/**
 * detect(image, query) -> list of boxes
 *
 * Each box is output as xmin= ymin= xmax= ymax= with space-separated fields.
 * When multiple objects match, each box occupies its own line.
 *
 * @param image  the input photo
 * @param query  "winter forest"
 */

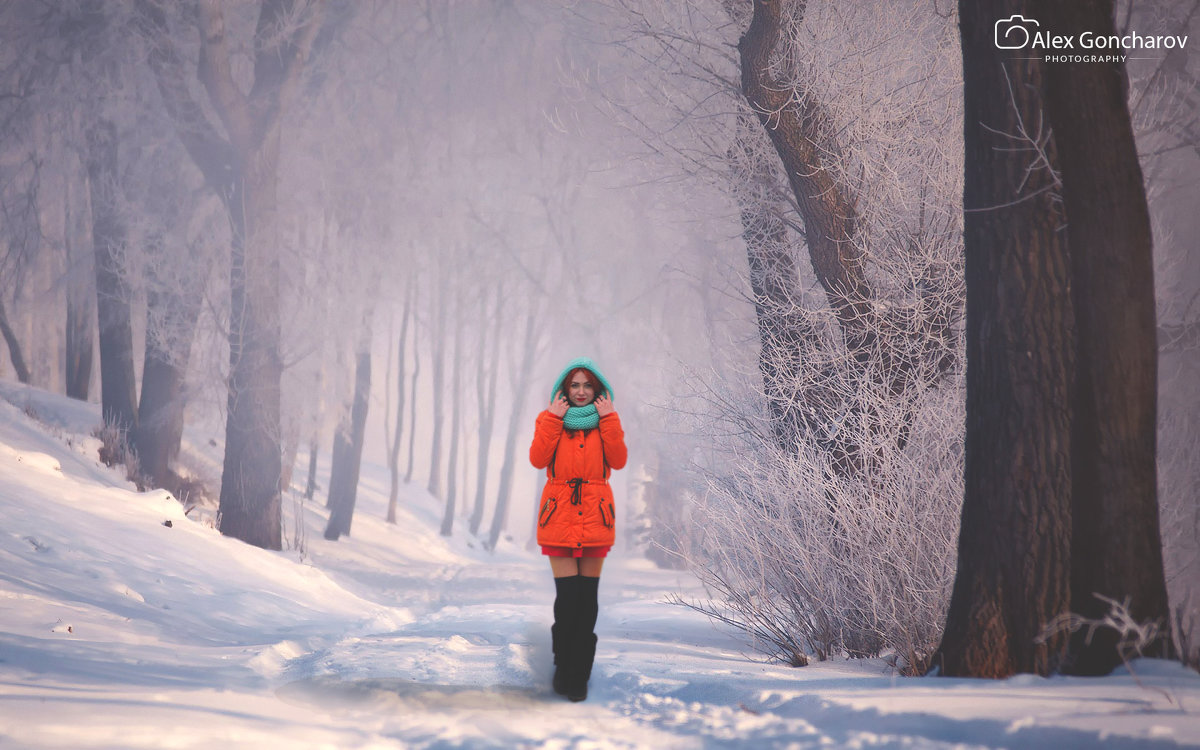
xmin=2 ymin=0 xmax=1200 ymax=746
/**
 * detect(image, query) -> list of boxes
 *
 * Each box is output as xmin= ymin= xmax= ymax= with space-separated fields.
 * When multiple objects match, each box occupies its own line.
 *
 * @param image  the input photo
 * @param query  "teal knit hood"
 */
xmin=551 ymin=357 xmax=613 ymax=430
xmin=550 ymin=357 xmax=614 ymax=402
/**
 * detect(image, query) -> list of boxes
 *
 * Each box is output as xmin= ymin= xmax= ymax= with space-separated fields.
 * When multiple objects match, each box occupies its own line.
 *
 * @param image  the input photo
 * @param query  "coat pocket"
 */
xmin=599 ymin=499 xmax=615 ymax=529
xmin=538 ymin=497 xmax=558 ymax=528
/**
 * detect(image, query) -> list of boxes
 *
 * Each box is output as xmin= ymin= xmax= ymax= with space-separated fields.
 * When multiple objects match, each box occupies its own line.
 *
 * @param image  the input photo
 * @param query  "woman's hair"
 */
xmin=559 ymin=367 xmax=603 ymax=400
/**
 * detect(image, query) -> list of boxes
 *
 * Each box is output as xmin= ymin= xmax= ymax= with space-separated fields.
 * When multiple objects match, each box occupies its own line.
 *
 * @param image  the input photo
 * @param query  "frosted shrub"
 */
xmin=676 ymin=360 xmax=963 ymax=673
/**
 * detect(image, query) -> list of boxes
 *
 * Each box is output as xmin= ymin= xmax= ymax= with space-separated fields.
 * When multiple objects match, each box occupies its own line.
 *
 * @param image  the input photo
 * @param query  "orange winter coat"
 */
xmin=529 ymin=410 xmax=627 ymax=549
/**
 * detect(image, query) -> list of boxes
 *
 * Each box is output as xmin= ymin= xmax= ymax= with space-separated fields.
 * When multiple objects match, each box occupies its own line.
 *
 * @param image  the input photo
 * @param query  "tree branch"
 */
xmin=135 ymin=0 xmax=237 ymax=191
xmin=196 ymin=0 xmax=254 ymax=150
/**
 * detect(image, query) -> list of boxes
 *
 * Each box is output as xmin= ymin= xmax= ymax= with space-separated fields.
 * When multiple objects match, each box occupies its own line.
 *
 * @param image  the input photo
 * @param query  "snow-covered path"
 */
xmin=1 ymin=380 xmax=1199 ymax=749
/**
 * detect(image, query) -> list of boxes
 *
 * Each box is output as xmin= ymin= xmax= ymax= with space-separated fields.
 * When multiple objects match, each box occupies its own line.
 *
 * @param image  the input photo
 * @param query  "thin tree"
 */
xmin=469 ymin=286 xmax=503 ymax=536
xmin=427 ymin=259 xmax=448 ymax=498
xmin=440 ymin=293 xmax=464 ymax=537
xmin=386 ymin=277 xmax=414 ymax=524
xmin=404 ymin=311 xmax=421 ymax=483
xmin=487 ymin=306 xmax=542 ymax=551
xmin=63 ymin=173 xmax=94 ymax=401
xmin=325 ymin=298 xmax=374 ymax=540
xmin=87 ymin=119 xmax=139 ymax=438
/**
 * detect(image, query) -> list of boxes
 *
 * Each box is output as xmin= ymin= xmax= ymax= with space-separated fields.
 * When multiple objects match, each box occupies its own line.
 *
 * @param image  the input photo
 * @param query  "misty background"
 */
xmin=1 ymin=0 xmax=1197 ymax=670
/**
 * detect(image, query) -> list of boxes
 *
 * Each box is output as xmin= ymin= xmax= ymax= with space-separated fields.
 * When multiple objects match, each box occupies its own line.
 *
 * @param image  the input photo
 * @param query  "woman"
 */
xmin=529 ymin=356 xmax=627 ymax=702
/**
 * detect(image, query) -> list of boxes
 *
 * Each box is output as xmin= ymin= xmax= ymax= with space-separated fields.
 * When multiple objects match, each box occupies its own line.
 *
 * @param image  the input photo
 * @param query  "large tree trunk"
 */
xmin=325 ymin=309 xmax=373 ymax=541
xmin=140 ymin=0 xmax=326 ymax=550
xmin=1041 ymin=0 xmax=1173 ymax=674
xmin=218 ymin=167 xmax=284 ymax=549
xmin=934 ymin=0 xmax=1073 ymax=678
xmin=87 ymin=118 xmax=139 ymax=437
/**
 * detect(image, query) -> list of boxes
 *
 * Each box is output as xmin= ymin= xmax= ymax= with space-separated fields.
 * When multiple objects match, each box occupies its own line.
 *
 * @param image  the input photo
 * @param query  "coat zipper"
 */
xmin=539 ymin=497 xmax=558 ymax=528
xmin=599 ymin=499 xmax=614 ymax=529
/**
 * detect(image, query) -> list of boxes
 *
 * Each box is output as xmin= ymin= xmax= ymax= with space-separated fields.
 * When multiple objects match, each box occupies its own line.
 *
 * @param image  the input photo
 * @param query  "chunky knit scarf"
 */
xmin=562 ymin=403 xmax=600 ymax=431
xmin=551 ymin=356 xmax=615 ymax=432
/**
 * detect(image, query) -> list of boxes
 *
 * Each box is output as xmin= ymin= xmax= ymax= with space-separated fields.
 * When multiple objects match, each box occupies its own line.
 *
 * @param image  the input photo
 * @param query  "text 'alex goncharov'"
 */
xmin=1030 ymin=31 xmax=1188 ymax=50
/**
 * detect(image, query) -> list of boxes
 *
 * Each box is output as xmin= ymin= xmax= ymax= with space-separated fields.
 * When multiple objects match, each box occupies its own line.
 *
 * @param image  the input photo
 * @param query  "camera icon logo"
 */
xmin=995 ymin=15 xmax=1039 ymax=49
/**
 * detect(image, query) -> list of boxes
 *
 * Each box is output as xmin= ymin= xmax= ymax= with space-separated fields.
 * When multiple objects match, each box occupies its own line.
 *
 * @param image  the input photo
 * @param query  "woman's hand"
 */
xmin=549 ymin=394 xmax=569 ymax=417
xmin=594 ymin=394 xmax=615 ymax=417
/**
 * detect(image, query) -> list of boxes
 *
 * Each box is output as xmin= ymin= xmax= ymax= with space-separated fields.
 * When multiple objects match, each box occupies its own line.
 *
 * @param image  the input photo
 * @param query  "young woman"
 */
xmin=529 ymin=357 xmax=627 ymax=702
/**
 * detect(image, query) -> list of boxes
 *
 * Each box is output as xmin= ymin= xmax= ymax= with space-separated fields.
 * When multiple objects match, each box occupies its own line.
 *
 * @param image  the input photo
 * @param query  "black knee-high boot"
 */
xmin=567 ymin=575 xmax=600 ymax=702
xmin=551 ymin=575 xmax=580 ymax=695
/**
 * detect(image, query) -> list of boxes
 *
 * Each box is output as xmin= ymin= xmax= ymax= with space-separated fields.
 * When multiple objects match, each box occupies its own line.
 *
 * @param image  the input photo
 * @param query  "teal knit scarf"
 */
xmin=563 ymin=403 xmax=600 ymax=431
xmin=551 ymin=356 xmax=615 ymax=432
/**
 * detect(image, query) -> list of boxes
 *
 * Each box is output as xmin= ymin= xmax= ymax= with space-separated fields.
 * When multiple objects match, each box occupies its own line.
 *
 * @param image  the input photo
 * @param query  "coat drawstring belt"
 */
xmin=566 ymin=477 xmax=586 ymax=506
xmin=548 ymin=477 xmax=607 ymax=506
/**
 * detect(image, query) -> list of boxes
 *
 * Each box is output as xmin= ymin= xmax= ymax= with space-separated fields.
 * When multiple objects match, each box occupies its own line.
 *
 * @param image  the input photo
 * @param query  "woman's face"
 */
xmin=567 ymin=371 xmax=596 ymax=407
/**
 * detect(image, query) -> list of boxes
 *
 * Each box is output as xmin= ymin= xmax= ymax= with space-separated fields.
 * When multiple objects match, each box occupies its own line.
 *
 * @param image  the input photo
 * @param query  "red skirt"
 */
xmin=541 ymin=545 xmax=611 ymax=558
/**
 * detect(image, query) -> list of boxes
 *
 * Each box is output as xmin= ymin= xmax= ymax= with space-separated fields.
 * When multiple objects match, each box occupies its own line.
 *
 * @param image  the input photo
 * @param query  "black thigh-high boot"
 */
xmin=551 ymin=575 xmax=580 ymax=695
xmin=568 ymin=575 xmax=600 ymax=702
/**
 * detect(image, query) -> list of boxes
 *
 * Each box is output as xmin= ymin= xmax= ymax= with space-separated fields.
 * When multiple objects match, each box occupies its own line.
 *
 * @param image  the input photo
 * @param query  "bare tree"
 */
xmin=426 ymin=257 xmax=449 ymax=499
xmin=487 ymin=306 xmax=544 ymax=551
xmin=468 ymin=286 xmax=503 ymax=536
xmin=325 ymin=296 xmax=374 ymax=540
xmin=87 ymin=116 xmax=139 ymax=439
xmin=386 ymin=278 xmax=415 ymax=524
xmin=139 ymin=0 xmax=328 ymax=549
xmin=593 ymin=0 xmax=964 ymax=669
xmin=938 ymin=0 xmax=1177 ymax=677
xmin=440 ymin=288 xmax=465 ymax=537
xmin=62 ymin=165 xmax=94 ymax=400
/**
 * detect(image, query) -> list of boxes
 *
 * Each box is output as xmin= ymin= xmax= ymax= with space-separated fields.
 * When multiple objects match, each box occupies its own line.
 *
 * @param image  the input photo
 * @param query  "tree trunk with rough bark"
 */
xmin=1041 ymin=0 xmax=1174 ymax=674
xmin=934 ymin=0 xmax=1073 ymax=678
xmin=738 ymin=0 xmax=869 ymax=349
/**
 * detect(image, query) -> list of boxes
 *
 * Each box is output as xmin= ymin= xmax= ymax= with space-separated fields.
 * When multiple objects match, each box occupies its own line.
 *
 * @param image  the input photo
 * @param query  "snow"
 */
xmin=1 ymin=380 xmax=1198 ymax=749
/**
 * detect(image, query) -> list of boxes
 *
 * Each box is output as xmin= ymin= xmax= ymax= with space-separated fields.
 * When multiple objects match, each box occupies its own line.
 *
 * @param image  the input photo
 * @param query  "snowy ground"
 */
xmin=1 ymin=380 xmax=1198 ymax=749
